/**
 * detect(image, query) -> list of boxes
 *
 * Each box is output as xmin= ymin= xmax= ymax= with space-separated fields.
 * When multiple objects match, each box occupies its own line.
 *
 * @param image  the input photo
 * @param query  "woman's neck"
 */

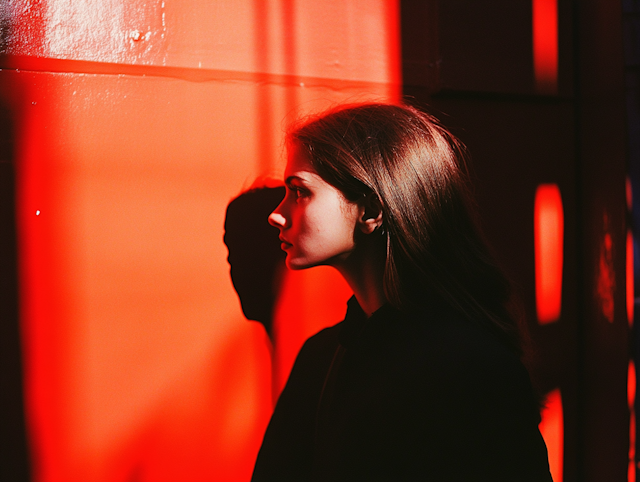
xmin=335 ymin=244 xmax=386 ymax=317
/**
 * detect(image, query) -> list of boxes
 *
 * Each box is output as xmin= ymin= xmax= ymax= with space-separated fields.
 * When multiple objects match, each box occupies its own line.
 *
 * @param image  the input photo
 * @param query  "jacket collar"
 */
xmin=338 ymin=296 xmax=400 ymax=348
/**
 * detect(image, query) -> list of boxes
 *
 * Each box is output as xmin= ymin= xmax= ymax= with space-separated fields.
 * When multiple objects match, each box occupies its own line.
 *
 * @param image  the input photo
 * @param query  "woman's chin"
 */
xmin=286 ymin=257 xmax=315 ymax=270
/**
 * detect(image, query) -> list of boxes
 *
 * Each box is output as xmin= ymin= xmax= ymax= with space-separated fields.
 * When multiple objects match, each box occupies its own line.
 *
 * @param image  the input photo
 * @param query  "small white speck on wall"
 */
xmin=35 ymin=210 xmax=40 ymax=216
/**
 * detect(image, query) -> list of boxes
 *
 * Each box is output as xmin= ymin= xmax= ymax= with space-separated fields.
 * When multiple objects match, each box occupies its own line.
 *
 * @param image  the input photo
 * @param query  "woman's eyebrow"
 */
xmin=285 ymin=175 xmax=306 ymax=185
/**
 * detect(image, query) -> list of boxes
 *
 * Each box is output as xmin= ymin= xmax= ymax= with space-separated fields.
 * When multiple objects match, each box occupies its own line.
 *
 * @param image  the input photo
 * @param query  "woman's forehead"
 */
xmin=285 ymin=143 xmax=317 ymax=179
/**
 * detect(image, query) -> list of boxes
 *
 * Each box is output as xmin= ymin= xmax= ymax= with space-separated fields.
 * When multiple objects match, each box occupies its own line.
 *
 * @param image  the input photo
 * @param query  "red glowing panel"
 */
xmin=630 ymin=361 xmax=637 ymax=482
xmin=628 ymin=229 xmax=634 ymax=326
xmin=534 ymin=184 xmax=564 ymax=324
xmin=533 ymin=0 xmax=558 ymax=94
xmin=629 ymin=360 xmax=636 ymax=417
xmin=539 ymin=388 xmax=563 ymax=482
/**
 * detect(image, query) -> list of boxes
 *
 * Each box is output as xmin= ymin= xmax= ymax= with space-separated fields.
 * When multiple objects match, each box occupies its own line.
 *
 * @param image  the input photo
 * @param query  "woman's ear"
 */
xmin=357 ymin=192 xmax=383 ymax=234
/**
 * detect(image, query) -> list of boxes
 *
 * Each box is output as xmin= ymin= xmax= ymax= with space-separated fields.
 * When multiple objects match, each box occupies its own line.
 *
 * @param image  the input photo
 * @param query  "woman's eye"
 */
xmin=288 ymin=186 xmax=306 ymax=199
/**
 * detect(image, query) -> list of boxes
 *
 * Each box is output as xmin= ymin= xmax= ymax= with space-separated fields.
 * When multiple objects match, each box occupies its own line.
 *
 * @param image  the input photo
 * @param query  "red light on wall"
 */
xmin=384 ymin=0 xmax=402 ymax=97
xmin=628 ymin=229 xmax=634 ymax=326
xmin=534 ymin=184 xmax=564 ymax=324
xmin=630 ymin=361 xmax=637 ymax=482
xmin=533 ymin=0 xmax=558 ymax=94
xmin=539 ymin=388 xmax=563 ymax=482
xmin=273 ymin=266 xmax=352 ymax=400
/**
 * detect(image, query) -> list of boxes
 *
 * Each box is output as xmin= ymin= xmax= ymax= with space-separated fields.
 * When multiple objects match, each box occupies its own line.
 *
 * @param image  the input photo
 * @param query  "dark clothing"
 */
xmin=252 ymin=298 xmax=552 ymax=481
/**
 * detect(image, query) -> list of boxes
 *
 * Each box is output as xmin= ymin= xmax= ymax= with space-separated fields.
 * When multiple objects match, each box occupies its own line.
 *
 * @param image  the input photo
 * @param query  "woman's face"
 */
xmin=268 ymin=143 xmax=361 ymax=270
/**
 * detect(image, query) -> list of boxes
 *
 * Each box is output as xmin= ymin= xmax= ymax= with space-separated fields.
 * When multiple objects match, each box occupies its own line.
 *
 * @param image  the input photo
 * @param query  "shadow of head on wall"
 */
xmin=224 ymin=185 xmax=286 ymax=339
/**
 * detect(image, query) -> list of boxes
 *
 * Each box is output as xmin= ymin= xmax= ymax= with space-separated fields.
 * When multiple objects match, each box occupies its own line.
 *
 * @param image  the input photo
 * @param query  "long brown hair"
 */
xmin=290 ymin=103 xmax=521 ymax=353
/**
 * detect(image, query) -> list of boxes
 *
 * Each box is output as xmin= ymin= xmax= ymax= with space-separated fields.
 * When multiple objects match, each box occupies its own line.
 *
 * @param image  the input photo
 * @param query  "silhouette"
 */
xmin=223 ymin=186 xmax=286 ymax=339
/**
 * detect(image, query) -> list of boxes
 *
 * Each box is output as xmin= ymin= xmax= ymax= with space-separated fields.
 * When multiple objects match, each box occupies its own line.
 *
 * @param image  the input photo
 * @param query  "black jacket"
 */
xmin=252 ymin=297 xmax=552 ymax=481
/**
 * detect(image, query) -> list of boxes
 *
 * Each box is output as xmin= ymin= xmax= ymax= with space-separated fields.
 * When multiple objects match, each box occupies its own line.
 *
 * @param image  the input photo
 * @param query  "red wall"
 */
xmin=0 ymin=1 xmax=400 ymax=480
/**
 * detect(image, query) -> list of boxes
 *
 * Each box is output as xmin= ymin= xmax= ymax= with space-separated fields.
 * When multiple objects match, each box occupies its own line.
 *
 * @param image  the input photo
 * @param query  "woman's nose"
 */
xmin=268 ymin=210 xmax=286 ymax=228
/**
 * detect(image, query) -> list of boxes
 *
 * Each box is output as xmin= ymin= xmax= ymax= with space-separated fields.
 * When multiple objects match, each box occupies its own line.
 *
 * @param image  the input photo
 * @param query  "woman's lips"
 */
xmin=279 ymin=238 xmax=292 ymax=250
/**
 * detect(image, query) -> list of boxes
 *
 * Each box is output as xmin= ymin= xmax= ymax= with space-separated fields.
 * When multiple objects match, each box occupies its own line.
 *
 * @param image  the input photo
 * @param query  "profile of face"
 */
xmin=268 ymin=143 xmax=369 ymax=270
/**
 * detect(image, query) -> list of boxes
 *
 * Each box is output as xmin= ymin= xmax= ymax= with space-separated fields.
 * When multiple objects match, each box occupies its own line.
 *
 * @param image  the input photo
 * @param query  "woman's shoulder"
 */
xmin=406 ymin=308 xmax=521 ymax=366
xmin=299 ymin=322 xmax=342 ymax=357
xmin=384 ymin=308 xmax=535 ymax=404
xmin=285 ymin=322 xmax=343 ymax=382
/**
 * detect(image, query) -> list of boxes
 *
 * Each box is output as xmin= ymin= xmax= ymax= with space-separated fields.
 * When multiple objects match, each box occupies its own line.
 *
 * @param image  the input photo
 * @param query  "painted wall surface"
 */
xmin=3 ymin=0 xmax=398 ymax=83
xmin=0 ymin=1 xmax=400 ymax=481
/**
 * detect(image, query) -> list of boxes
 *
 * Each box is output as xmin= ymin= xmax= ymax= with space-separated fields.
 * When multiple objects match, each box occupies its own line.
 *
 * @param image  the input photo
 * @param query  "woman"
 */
xmin=253 ymin=104 xmax=551 ymax=481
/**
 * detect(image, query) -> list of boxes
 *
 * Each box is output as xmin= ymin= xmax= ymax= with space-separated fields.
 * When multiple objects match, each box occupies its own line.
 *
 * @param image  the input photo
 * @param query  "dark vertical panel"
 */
xmin=400 ymin=0 xmax=629 ymax=479
xmin=424 ymin=94 xmax=580 ymax=482
xmin=558 ymin=0 xmax=575 ymax=97
xmin=401 ymin=3 xmax=579 ymax=481
xmin=438 ymin=0 xmax=533 ymax=94
xmin=400 ymin=0 xmax=440 ymax=94
xmin=575 ymin=0 xmax=629 ymax=480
